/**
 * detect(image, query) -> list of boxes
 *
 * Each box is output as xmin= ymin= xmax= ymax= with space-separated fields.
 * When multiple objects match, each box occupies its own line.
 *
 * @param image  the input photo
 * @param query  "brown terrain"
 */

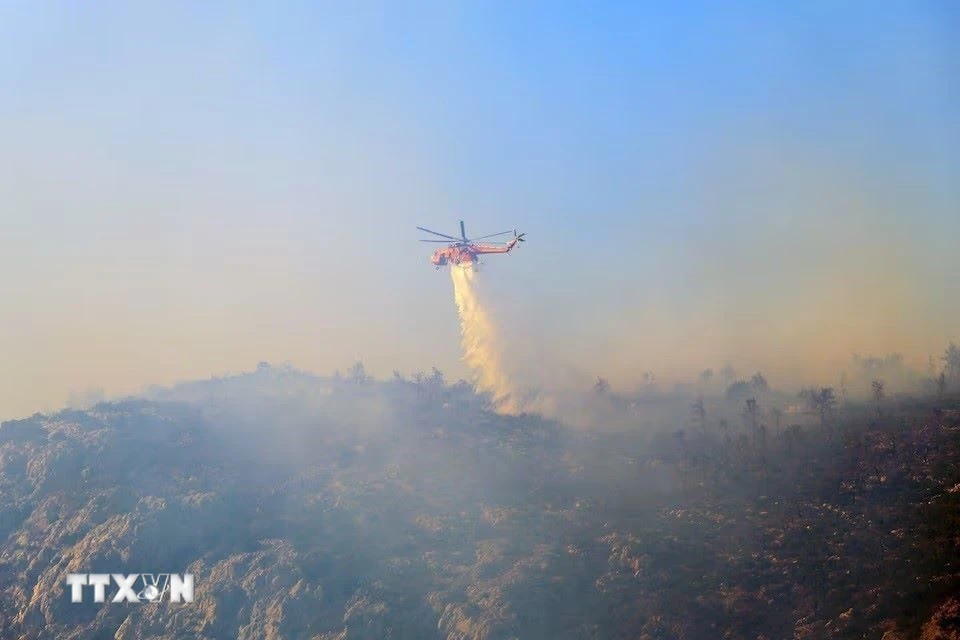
xmin=0 ymin=365 xmax=958 ymax=639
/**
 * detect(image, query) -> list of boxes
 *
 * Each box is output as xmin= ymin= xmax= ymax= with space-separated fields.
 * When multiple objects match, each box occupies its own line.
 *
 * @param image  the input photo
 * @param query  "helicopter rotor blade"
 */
xmin=416 ymin=226 xmax=460 ymax=241
xmin=419 ymin=239 xmax=454 ymax=243
xmin=467 ymin=230 xmax=513 ymax=241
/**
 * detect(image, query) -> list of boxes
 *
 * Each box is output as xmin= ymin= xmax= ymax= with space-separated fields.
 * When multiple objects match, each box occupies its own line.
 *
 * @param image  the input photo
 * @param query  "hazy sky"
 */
xmin=2 ymin=2 xmax=958 ymax=418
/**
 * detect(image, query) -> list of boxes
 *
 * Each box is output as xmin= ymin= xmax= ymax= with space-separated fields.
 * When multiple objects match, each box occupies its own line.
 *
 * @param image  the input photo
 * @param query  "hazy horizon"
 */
xmin=2 ymin=2 xmax=958 ymax=419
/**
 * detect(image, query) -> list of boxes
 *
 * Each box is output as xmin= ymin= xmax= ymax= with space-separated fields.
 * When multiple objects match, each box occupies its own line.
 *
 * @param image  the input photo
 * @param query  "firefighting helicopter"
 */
xmin=417 ymin=220 xmax=526 ymax=268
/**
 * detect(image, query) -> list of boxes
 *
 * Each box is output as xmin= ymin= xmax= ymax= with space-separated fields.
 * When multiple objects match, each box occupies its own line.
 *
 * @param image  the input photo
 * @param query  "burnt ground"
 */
xmin=0 ymin=370 xmax=958 ymax=639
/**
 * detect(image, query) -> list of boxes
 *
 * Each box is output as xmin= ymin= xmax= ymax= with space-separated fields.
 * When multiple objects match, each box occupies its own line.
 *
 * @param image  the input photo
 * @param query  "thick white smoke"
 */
xmin=450 ymin=264 xmax=522 ymax=414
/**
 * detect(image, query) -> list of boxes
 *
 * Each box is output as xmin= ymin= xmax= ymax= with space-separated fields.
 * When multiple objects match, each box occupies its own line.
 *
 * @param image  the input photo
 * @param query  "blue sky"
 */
xmin=1 ymin=2 xmax=957 ymax=416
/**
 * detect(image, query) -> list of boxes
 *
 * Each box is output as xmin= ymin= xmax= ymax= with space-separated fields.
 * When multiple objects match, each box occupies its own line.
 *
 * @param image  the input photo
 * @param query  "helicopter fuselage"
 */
xmin=430 ymin=239 xmax=519 ymax=267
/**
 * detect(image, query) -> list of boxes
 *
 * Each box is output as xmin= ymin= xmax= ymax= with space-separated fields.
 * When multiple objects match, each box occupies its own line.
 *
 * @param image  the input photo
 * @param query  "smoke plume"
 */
xmin=450 ymin=264 xmax=522 ymax=414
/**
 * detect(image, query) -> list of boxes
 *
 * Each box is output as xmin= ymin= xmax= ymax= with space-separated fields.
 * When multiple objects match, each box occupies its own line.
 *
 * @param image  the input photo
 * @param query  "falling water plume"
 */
xmin=450 ymin=264 xmax=521 ymax=414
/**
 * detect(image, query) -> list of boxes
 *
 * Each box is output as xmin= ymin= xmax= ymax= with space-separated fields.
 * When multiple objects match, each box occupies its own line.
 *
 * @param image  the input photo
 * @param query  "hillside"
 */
xmin=1 ymin=367 xmax=958 ymax=639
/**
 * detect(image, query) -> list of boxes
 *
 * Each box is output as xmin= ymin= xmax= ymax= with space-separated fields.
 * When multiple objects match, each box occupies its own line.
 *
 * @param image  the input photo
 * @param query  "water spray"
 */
xmin=450 ymin=264 xmax=522 ymax=414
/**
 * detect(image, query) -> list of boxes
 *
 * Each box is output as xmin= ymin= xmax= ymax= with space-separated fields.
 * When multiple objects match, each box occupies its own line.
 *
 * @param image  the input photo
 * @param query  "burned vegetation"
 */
xmin=0 ymin=362 xmax=958 ymax=639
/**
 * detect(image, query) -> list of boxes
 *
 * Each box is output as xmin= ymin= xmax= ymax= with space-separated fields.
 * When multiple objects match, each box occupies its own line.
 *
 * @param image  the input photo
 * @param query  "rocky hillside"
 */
xmin=1 ymin=367 xmax=958 ymax=639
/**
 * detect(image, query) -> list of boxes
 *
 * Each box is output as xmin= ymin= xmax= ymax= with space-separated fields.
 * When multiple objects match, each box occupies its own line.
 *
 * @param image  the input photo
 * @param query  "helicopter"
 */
xmin=417 ymin=220 xmax=526 ymax=268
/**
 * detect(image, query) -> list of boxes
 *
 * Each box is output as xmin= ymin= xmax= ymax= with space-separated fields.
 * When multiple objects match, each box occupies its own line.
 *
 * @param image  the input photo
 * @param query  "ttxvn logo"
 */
xmin=66 ymin=573 xmax=194 ymax=603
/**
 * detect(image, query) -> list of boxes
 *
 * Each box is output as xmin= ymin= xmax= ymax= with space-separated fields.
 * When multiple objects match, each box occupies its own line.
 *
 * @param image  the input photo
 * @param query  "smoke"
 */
xmin=450 ymin=264 xmax=524 ymax=414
